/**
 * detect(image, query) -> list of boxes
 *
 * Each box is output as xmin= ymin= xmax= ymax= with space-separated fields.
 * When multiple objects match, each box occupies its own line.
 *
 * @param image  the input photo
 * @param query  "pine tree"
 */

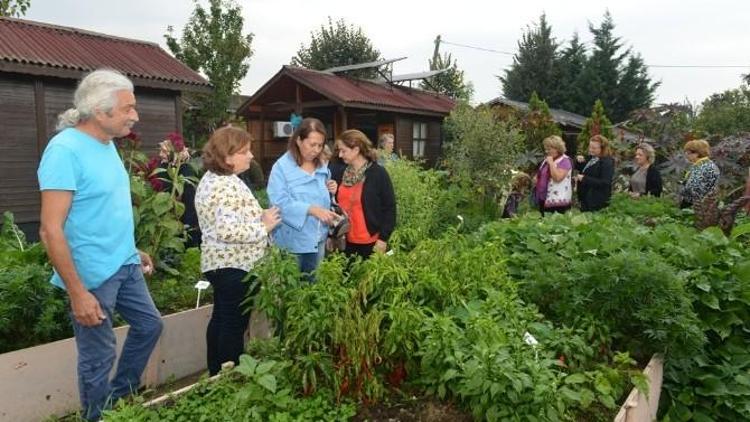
xmin=577 ymin=99 xmax=614 ymax=152
xmin=553 ymin=33 xmax=588 ymax=115
xmin=616 ymin=53 xmax=659 ymax=120
xmin=420 ymin=36 xmax=473 ymax=101
xmin=523 ymin=91 xmax=561 ymax=151
xmin=579 ymin=11 xmax=658 ymax=122
xmin=500 ymin=13 xmax=559 ymax=103
xmin=292 ymin=17 xmax=381 ymax=79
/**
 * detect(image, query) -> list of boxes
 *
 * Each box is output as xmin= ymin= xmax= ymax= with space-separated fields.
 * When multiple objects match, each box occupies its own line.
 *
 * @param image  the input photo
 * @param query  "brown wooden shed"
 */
xmin=0 ymin=17 xmax=210 ymax=229
xmin=236 ymin=66 xmax=455 ymax=174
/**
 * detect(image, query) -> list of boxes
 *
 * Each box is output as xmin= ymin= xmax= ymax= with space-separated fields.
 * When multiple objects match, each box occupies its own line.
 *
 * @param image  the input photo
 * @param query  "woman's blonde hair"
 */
xmin=542 ymin=135 xmax=566 ymax=155
xmin=684 ymin=139 xmax=710 ymax=158
xmin=636 ymin=143 xmax=656 ymax=164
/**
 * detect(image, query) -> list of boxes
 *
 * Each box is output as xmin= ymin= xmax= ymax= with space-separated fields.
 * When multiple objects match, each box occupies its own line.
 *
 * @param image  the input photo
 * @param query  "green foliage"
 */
xmin=165 ymin=0 xmax=254 ymax=141
xmin=420 ymin=36 xmax=473 ymax=101
xmin=148 ymin=247 xmax=209 ymax=314
xmin=694 ymin=85 xmax=750 ymax=137
xmin=500 ymin=13 xmax=560 ymax=105
xmin=0 ymin=0 xmax=30 ymax=17
xmin=104 ymin=355 xmax=356 ymax=421
xmin=520 ymin=91 xmax=562 ymax=157
xmin=0 ymin=212 xmax=70 ymax=353
xmin=383 ymin=159 xmax=460 ymax=248
xmin=554 ymin=33 xmax=588 ymax=113
xmin=443 ymin=103 xmax=524 ymax=214
xmin=291 ymin=17 xmax=381 ymax=79
xmin=477 ymin=210 xmax=705 ymax=361
xmin=577 ymin=99 xmax=615 ymax=152
xmin=502 ymin=11 xmax=658 ymax=122
xmin=116 ymin=134 xmax=195 ymax=272
xmin=578 ymin=11 xmax=658 ymax=122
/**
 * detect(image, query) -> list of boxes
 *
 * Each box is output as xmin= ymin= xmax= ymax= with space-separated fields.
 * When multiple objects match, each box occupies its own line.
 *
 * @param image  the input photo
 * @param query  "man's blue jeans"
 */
xmin=70 ymin=264 xmax=163 ymax=421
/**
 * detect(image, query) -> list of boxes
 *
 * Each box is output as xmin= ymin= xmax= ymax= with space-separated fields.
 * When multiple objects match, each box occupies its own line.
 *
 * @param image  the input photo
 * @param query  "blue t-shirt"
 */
xmin=37 ymin=128 xmax=139 ymax=290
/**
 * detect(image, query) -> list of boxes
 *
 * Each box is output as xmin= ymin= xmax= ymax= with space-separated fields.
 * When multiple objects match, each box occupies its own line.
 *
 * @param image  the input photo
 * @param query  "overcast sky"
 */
xmin=26 ymin=0 xmax=750 ymax=108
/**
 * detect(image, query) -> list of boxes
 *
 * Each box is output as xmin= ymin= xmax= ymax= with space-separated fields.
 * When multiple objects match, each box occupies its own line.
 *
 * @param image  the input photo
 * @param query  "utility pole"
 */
xmin=432 ymin=35 xmax=441 ymax=65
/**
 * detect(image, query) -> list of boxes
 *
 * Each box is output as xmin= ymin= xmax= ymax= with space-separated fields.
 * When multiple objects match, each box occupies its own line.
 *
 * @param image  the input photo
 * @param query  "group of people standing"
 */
xmin=533 ymin=134 xmax=621 ymax=215
xmin=38 ymin=68 xmax=732 ymax=421
xmin=194 ymin=117 xmax=396 ymax=377
xmin=531 ymin=133 xmax=721 ymax=215
xmin=37 ymin=69 xmax=397 ymax=420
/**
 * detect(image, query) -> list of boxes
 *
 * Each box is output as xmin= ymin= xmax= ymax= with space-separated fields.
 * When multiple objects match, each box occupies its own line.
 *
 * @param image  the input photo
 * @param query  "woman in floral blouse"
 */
xmin=195 ymin=127 xmax=281 ymax=375
xmin=680 ymin=139 xmax=720 ymax=208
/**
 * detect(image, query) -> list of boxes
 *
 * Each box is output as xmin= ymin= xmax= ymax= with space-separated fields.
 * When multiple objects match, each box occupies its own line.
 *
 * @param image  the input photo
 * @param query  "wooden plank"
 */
xmin=0 ymin=76 xmax=41 ymax=223
xmin=33 ymin=80 xmax=46 ymax=158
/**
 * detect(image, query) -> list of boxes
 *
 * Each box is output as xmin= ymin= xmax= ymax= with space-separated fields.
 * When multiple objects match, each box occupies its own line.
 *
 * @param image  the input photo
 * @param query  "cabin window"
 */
xmin=412 ymin=122 xmax=427 ymax=158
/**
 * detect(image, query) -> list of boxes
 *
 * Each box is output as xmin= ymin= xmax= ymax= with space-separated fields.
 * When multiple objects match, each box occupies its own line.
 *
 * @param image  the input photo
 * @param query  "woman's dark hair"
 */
xmin=338 ymin=129 xmax=379 ymax=162
xmin=288 ymin=117 xmax=327 ymax=166
xmin=202 ymin=126 xmax=252 ymax=175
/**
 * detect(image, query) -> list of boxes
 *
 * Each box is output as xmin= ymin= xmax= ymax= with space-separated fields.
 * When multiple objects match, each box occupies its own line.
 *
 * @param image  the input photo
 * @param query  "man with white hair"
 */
xmin=37 ymin=69 xmax=163 ymax=421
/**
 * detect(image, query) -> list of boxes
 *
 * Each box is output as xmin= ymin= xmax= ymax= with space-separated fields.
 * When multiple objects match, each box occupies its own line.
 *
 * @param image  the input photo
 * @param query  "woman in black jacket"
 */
xmin=331 ymin=129 xmax=396 ymax=259
xmin=629 ymin=143 xmax=662 ymax=198
xmin=575 ymin=135 xmax=615 ymax=211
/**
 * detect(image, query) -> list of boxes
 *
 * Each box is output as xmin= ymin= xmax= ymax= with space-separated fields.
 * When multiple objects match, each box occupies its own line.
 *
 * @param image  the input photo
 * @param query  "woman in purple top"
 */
xmin=534 ymin=135 xmax=573 ymax=215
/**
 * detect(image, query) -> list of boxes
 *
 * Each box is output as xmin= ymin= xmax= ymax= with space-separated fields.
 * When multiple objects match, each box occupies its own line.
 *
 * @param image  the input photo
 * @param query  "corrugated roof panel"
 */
xmin=284 ymin=66 xmax=455 ymax=115
xmin=0 ymin=17 xmax=209 ymax=88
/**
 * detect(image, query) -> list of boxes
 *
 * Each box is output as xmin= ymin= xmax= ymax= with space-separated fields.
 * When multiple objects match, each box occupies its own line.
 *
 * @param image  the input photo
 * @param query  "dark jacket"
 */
xmin=332 ymin=162 xmax=397 ymax=242
xmin=629 ymin=165 xmax=663 ymax=197
xmin=576 ymin=156 xmax=614 ymax=211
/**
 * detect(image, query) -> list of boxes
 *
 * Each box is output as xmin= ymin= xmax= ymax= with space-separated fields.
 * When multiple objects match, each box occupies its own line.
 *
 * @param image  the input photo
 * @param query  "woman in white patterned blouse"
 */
xmin=195 ymin=127 xmax=281 ymax=375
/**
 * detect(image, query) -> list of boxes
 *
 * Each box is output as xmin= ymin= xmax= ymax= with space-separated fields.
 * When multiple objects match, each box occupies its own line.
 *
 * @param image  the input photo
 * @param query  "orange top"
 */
xmin=337 ymin=182 xmax=379 ymax=244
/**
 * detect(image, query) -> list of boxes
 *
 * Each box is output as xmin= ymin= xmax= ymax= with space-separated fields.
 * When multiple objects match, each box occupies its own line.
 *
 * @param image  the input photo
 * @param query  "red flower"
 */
xmin=167 ymin=132 xmax=185 ymax=152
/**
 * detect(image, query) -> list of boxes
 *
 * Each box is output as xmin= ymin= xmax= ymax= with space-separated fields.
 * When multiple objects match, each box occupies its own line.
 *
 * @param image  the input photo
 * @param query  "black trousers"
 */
xmin=204 ymin=268 xmax=250 ymax=375
xmin=345 ymin=242 xmax=376 ymax=260
xmin=541 ymin=205 xmax=570 ymax=216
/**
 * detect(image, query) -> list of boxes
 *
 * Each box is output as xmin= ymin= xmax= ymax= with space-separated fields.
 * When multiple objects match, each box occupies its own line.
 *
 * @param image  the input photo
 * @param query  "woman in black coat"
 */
xmin=331 ymin=129 xmax=396 ymax=259
xmin=575 ymin=135 xmax=615 ymax=212
xmin=629 ymin=143 xmax=662 ymax=198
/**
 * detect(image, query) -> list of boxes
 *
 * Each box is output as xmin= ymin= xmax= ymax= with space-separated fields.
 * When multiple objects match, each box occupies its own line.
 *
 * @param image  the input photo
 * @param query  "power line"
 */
xmin=646 ymin=65 xmax=749 ymax=68
xmin=440 ymin=39 xmax=750 ymax=69
xmin=440 ymin=39 xmax=515 ymax=56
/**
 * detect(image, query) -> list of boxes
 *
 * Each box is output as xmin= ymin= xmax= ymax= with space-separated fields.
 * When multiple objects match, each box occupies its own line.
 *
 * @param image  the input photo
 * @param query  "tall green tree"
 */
xmin=580 ymin=11 xmax=659 ymax=122
xmin=522 ymin=91 xmax=561 ymax=151
xmin=165 ymin=0 xmax=254 ymax=143
xmin=500 ymin=13 xmax=559 ymax=104
xmin=502 ymin=12 xmax=658 ymax=123
xmin=0 ymin=0 xmax=30 ymax=17
xmin=577 ymin=99 xmax=614 ymax=152
xmin=292 ymin=17 xmax=381 ymax=79
xmin=420 ymin=35 xmax=473 ymax=101
xmin=553 ymin=33 xmax=588 ymax=114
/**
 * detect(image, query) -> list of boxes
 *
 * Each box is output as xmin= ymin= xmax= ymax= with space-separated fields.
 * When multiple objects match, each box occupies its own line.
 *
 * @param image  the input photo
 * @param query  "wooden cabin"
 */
xmin=0 ymin=17 xmax=210 ymax=233
xmin=236 ymin=65 xmax=455 ymax=173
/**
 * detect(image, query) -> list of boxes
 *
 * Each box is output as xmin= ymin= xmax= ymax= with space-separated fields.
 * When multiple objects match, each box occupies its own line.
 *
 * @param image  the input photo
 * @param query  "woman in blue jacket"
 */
xmin=267 ymin=118 xmax=338 ymax=278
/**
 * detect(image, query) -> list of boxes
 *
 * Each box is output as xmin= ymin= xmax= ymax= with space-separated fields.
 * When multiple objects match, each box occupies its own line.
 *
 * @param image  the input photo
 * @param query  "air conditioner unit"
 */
xmin=273 ymin=121 xmax=293 ymax=138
